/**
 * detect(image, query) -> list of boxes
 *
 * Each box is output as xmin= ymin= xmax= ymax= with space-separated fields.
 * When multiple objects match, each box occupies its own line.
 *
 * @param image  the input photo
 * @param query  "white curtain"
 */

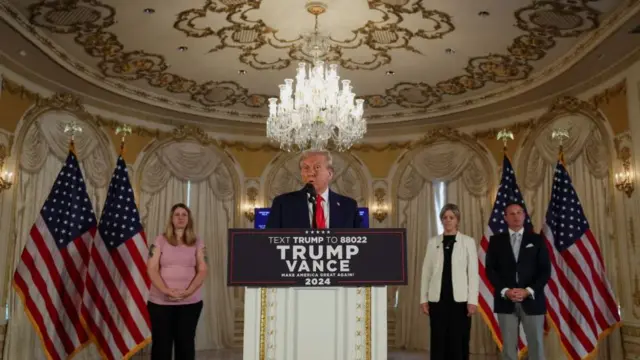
xmin=137 ymin=140 xmax=236 ymax=350
xmin=3 ymin=113 xmax=114 ymax=360
xmin=0 ymin=132 xmax=16 ymax=321
xmin=447 ymin=177 xmax=498 ymax=356
xmin=519 ymin=115 xmax=623 ymax=360
xmin=394 ymin=141 xmax=496 ymax=354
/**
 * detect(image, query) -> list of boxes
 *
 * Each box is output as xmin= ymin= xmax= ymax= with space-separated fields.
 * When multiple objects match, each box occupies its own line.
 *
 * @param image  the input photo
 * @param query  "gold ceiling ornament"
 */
xmin=587 ymin=80 xmax=626 ymax=108
xmin=44 ymin=93 xmax=85 ymax=112
xmin=473 ymin=94 xmax=606 ymax=140
xmin=0 ymin=76 xmax=40 ymax=102
xmin=5 ymin=0 xmax=616 ymax=121
xmin=0 ymin=144 xmax=13 ymax=193
xmin=411 ymin=127 xmax=489 ymax=155
xmin=174 ymin=0 xmax=454 ymax=71
xmin=171 ymin=124 xmax=220 ymax=146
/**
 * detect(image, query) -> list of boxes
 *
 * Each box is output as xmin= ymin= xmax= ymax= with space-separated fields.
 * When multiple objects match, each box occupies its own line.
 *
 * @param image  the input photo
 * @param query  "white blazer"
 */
xmin=419 ymin=232 xmax=479 ymax=305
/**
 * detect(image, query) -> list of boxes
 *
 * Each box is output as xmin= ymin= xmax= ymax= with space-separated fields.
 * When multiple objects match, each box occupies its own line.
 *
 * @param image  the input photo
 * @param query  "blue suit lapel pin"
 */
xmin=337 ymin=202 xmax=340 ymax=206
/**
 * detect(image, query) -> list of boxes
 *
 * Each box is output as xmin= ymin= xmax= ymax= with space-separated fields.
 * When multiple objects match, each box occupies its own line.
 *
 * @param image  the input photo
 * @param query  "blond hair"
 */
xmin=163 ymin=203 xmax=197 ymax=246
xmin=299 ymin=150 xmax=334 ymax=171
xmin=439 ymin=203 xmax=461 ymax=223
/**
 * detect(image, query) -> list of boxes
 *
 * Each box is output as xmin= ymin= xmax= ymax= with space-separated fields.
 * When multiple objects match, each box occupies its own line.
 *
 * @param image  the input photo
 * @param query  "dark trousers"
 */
xmin=147 ymin=301 xmax=203 ymax=360
xmin=428 ymin=301 xmax=471 ymax=360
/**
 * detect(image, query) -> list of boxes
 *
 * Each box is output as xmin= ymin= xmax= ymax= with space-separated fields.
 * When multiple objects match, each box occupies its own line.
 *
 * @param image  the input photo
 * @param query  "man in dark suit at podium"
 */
xmin=266 ymin=150 xmax=361 ymax=229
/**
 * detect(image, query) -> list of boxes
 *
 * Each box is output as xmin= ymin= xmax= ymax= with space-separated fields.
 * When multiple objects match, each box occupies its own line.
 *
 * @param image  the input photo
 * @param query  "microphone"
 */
xmin=304 ymin=182 xmax=318 ymax=229
xmin=304 ymin=183 xmax=316 ymax=204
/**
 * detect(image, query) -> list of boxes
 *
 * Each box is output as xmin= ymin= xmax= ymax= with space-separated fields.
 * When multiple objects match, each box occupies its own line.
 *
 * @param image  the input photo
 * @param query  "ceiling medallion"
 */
xmin=266 ymin=1 xmax=366 ymax=152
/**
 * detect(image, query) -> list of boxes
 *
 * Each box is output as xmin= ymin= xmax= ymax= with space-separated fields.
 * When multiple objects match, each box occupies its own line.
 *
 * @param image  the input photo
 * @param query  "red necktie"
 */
xmin=315 ymin=194 xmax=326 ymax=229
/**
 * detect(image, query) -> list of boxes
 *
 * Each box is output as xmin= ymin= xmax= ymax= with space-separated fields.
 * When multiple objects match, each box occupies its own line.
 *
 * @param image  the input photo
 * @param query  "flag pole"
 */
xmin=497 ymin=128 xmax=530 ymax=359
xmin=63 ymin=120 xmax=82 ymax=155
xmin=115 ymin=124 xmax=132 ymax=156
xmin=551 ymin=128 xmax=569 ymax=165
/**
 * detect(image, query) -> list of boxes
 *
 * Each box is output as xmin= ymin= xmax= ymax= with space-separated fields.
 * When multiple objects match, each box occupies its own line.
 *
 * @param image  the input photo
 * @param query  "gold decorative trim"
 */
xmin=473 ymin=81 xmax=626 ymax=140
xmin=633 ymin=274 xmax=640 ymax=319
xmin=0 ymin=0 xmax=637 ymax=122
xmin=588 ymin=80 xmax=627 ymax=109
xmin=622 ymin=324 xmax=640 ymax=337
xmin=411 ymin=127 xmax=489 ymax=155
xmin=390 ymin=125 xmax=497 ymax=221
xmin=514 ymin=95 xmax=611 ymax=160
xmin=365 ymin=287 xmax=372 ymax=360
xmin=258 ymin=288 xmax=372 ymax=360
xmin=0 ymin=76 xmax=628 ymax=154
xmin=259 ymin=288 xmax=267 ymax=360
xmin=474 ymin=95 xmax=603 ymax=140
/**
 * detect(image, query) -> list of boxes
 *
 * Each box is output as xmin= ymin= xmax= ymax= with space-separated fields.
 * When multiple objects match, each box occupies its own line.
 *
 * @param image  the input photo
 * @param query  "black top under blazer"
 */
xmin=265 ymin=188 xmax=361 ymax=229
xmin=485 ymin=231 xmax=551 ymax=315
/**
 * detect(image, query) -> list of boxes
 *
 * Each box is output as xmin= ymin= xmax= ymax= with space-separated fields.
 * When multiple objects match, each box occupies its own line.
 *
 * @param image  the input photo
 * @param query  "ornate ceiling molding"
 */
xmin=0 ymin=0 xmax=637 ymax=124
xmin=472 ymin=80 xmax=627 ymax=140
xmin=0 ymin=76 xmax=628 ymax=153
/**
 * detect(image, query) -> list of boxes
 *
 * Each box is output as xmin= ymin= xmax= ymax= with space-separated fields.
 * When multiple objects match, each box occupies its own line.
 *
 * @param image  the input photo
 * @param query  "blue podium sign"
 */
xmin=227 ymin=228 xmax=407 ymax=287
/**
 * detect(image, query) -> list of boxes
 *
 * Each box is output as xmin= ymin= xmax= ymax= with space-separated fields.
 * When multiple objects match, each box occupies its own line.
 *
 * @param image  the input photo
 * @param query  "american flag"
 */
xmin=12 ymin=150 xmax=96 ymax=360
xmin=541 ymin=160 xmax=621 ymax=359
xmin=477 ymin=155 xmax=532 ymax=357
xmin=80 ymin=155 xmax=152 ymax=359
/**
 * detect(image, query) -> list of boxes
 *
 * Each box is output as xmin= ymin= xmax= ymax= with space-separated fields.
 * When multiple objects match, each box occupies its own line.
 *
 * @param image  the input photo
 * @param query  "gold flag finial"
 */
xmin=63 ymin=120 xmax=82 ymax=152
xmin=115 ymin=125 xmax=132 ymax=154
xmin=497 ymin=129 xmax=514 ymax=152
xmin=552 ymin=128 xmax=570 ymax=163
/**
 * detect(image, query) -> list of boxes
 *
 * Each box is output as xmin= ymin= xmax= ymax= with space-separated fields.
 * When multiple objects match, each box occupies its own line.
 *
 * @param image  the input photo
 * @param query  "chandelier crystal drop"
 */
xmin=266 ymin=2 xmax=366 ymax=152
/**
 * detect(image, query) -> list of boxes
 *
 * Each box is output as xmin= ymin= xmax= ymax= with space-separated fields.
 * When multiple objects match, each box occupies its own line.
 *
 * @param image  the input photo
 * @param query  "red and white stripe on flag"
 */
xmin=12 ymin=150 xmax=98 ymax=360
xmin=80 ymin=155 xmax=152 ymax=359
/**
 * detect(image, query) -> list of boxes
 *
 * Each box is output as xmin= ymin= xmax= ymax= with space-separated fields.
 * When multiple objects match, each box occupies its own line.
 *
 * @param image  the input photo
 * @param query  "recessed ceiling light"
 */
xmin=478 ymin=11 xmax=490 ymax=17
xmin=385 ymin=70 xmax=395 ymax=75
xmin=238 ymin=70 xmax=247 ymax=75
xmin=445 ymin=48 xmax=455 ymax=54
xmin=143 ymin=8 xmax=155 ymax=14
xmin=178 ymin=46 xmax=188 ymax=52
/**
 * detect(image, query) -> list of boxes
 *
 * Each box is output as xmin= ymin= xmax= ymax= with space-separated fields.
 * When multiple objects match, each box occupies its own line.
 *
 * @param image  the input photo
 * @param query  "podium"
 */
xmin=228 ymin=228 xmax=407 ymax=360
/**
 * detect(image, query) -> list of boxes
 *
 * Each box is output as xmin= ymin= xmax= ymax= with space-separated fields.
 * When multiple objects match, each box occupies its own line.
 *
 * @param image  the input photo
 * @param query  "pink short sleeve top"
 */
xmin=148 ymin=235 xmax=204 ymax=305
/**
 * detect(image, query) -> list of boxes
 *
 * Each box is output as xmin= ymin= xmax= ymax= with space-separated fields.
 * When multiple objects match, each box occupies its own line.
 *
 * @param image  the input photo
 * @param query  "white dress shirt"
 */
xmin=307 ymin=188 xmax=329 ymax=228
xmin=500 ymin=227 xmax=535 ymax=299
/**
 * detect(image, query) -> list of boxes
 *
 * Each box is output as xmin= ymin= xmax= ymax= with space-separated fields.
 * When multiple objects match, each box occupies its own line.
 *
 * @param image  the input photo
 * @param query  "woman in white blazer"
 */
xmin=419 ymin=203 xmax=479 ymax=360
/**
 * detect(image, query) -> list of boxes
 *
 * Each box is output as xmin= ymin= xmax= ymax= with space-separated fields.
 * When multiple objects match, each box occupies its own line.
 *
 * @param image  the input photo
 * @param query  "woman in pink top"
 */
xmin=147 ymin=203 xmax=207 ymax=360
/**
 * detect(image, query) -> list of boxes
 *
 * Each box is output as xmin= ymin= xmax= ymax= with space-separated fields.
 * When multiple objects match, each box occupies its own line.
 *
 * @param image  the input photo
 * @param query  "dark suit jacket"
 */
xmin=485 ymin=231 xmax=551 ymax=315
xmin=266 ymin=188 xmax=361 ymax=229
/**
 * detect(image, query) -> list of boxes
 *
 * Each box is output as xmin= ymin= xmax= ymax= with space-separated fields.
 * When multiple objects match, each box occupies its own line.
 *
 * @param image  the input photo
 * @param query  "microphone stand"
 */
xmin=305 ymin=183 xmax=317 ymax=229
xmin=309 ymin=195 xmax=317 ymax=229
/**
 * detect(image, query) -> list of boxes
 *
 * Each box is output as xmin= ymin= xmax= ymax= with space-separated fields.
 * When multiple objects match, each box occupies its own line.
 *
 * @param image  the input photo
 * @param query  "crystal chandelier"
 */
xmin=266 ymin=2 xmax=366 ymax=152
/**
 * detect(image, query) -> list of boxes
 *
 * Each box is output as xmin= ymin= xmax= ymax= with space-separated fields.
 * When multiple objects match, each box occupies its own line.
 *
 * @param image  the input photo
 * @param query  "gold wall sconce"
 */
xmin=243 ymin=187 xmax=258 ymax=222
xmin=614 ymin=145 xmax=634 ymax=198
xmin=0 ymin=144 xmax=13 ymax=193
xmin=371 ymin=188 xmax=388 ymax=223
